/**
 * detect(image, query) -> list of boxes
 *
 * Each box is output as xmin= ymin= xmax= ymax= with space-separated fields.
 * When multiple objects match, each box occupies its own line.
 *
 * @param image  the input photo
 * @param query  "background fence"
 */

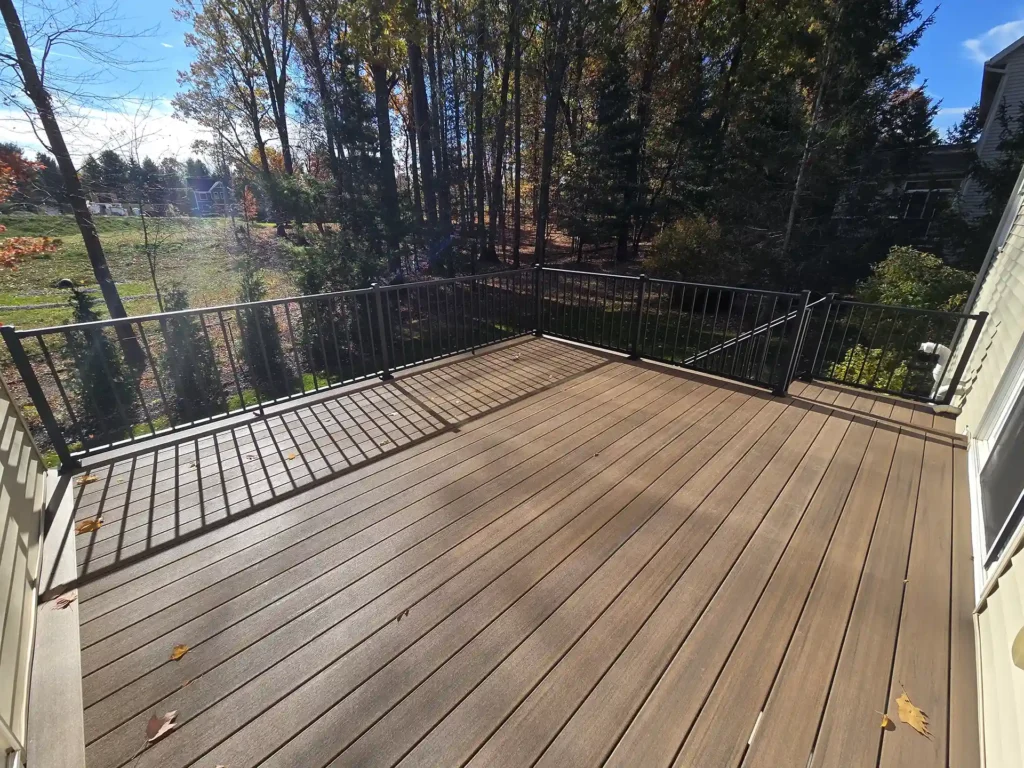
xmin=0 ymin=265 xmax=987 ymax=470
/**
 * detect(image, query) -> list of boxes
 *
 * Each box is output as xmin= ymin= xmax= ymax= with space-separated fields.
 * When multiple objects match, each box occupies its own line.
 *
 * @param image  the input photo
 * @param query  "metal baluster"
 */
xmin=36 ymin=334 xmax=83 ymax=440
xmin=371 ymin=284 xmax=391 ymax=380
xmin=282 ymin=303 xmax=307 ymax=393
xmin=216 ymin=311 xmax=246 ymax=410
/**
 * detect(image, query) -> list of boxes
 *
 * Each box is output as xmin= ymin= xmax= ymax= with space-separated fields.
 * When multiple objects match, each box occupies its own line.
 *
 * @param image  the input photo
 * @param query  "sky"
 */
xmin=0 ymin=0 xmax=1022 ymax=160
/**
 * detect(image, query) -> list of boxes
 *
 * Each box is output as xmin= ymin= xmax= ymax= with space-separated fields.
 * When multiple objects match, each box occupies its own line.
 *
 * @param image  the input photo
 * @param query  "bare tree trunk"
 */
xmin=371 ymin=62 xmax=403 ymax=269
xmin=407 ymin=88 xmax=424 ymax=227
xmin=450 ymin=26 xmax=467 ymax=228
xmin=0 ymin=0 xmax=141 ymax=360
xmin=408 ymin=41 xmax=437 ymax=232
xmin=512 ymin=10 xmax=522 ymax=268
xmin=617 ymin=0 xmax=667 ymax=261
xmin=534 ymin=0 xmax=573 ymax=266
xmin=424 ymin=0 xmax=451 ymax=233
xmin=473 ymin=0 xmax=487 ymax=262
xmin=487 ymin=0 xmax=516 ymax=260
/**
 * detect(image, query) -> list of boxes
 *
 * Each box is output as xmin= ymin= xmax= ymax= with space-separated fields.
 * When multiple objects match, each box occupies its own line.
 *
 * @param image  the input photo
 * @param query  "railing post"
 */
xmin=0 ymin=326 xmax=77 ymax=471
xmin=943 ymin=310 xmax=988 ymax=405
xmin=533 ymin=263 xmax=543 ymax=337
xmin=778 ymin=289 xmax=811 ymax=396
xmin=630 ymin=274 xmax=648 ymax=360
xmin=371 ymin=283 xmax=393 ymax=380
xmin=803 ymin=292 xmax=837 ymax=382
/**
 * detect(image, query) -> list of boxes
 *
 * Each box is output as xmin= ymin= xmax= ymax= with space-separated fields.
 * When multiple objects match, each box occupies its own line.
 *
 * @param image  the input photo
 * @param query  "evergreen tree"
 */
xmin=237 ymin=256 xmax=295 ymax=400
xmin=160 ymin=287 xmax=225 ymax=422
xmin=63 ymin=288 xmax=138 ymax=445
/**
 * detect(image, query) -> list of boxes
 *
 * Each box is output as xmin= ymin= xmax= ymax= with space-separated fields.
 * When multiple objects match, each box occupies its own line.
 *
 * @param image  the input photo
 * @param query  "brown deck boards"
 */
xmin=69 ymin=338 xmax=979 ymax=768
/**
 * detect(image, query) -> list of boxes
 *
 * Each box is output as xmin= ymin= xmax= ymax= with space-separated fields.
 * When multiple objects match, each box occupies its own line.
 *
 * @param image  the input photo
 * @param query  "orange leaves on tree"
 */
xmin=0 ymin=151 xmax=60 ymax=269
xmin=242 ymin=186 xmax=258 ymax=222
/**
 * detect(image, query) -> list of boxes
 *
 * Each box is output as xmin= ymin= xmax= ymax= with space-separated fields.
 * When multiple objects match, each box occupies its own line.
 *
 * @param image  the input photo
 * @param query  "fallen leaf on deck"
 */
xmin=896 ymin=692 xmax=929 ymax=737
xmin=52 ymin=590 xmax=77 ymax=610
xmin=76 ymin=474 xmax=100 ymax=486
xmin=146 ymin=711 xmax=178 ymax=743
xmin=286 ymin=452 xmax=297 ymax=460
xmin=879 ymin=712 xmax=892 ymax=730
xmin=170 ymin=644 xmax=189 ymax=661
xmin=189 ymin=462 xmax=197 ymax=469
xmin=75 ymin=517 xmax=103 ymax=534
xmin=396 ymin=608 xmax=410 ymax=623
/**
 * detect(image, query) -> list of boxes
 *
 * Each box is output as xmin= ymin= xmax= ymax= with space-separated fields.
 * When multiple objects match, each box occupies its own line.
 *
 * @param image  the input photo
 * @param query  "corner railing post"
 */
xmin=0 ymin=326 xmax=77 ymax=471
xmin=803 ymin=292 xmax=836 ymax=382
xmin=371 ymin=283 xmax=393 ymax=380
xmin=630 ymin=274 xmax=648 ymax=360
xmin=533 ymin=263 xmax=543 ymax=337
xmin=943 ymin=310 xmax=988 ymax=405
xmin=778 ymin=289 xmax=811 ymax=396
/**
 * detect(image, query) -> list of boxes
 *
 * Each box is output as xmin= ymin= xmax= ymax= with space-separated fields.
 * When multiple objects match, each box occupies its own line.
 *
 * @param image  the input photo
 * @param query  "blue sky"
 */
xmin=912 ymin=2 xmax=1024 ymax=134
xmin=1 ymin=0 xmax=1023 ymax=158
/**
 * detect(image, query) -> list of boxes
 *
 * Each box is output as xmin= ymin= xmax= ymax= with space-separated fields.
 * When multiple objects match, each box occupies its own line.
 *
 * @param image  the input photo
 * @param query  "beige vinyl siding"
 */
xmin=955 ymin=178 xmax=1024 ymax=433
xmin=962 ymin=48 xmax=1024 ymax=219
xmin=0 ymin=377 xmax=45 ymax=755
xmin=976 ymin=545 xmax=1024 ymax=767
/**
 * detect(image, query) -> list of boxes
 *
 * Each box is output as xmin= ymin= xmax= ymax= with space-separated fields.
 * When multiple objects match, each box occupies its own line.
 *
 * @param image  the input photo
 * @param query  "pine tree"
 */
xmin=160 ymin=287 xmax=225 ymax=423
xmin=238 ymin=257 xmax=295 ymax=401
xmin=63 ymin=288 xmax=137 ymax=445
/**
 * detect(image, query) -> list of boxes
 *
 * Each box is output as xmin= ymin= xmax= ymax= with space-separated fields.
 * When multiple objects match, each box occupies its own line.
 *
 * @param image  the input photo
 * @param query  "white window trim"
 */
xmin=971 ymin=329 xmax=1024 ymax=605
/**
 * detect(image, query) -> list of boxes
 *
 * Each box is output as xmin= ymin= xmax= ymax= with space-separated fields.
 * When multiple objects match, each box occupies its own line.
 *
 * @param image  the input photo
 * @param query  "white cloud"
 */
xmin=0 ymin=99 xmax=206 ymax=162
xmin=963 ymin=19 xmax=1024 ymax=64
xmin=938 ymin=106 xmax=970 ymax=116
xmin=161 ymin=43 xmax=173 ymax=49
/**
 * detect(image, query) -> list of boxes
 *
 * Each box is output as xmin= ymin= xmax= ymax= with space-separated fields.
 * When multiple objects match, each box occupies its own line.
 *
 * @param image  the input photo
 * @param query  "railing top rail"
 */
xmin=540 ymin=267 xmax=641 ymax=280
xmin=9 ymin=268 xmax=532 ymax=337
xmin=645 ymin=276 xmax=801 ymax=298
xmin=828 ymin=297 xmax=983 ymax=320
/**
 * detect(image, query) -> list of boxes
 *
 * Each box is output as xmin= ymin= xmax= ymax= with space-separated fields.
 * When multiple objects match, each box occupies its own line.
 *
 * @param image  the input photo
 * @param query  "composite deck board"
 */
xmin=66 ymin=339 xmax=978 ymax=768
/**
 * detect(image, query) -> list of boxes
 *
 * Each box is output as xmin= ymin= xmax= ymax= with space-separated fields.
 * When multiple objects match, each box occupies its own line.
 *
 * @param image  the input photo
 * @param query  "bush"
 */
xmin=643 ymin=216 xmax=743 ymax=286
xmin=160 ymin=286 xmax=224 ymax=422
xmin=856 ymin=246 xmax=975 ymax=311
xmin=63 ymin=288 xmax=138 ymax=444
xmin=827 ymin=344 xmax=908 ymax=391
xmin=238 ymin=257 xmax=295 ymax=400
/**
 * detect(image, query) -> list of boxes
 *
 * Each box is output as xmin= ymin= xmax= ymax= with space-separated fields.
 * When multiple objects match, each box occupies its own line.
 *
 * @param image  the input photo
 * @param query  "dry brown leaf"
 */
xmin=146 ymin=711 xmax=178 ymax=743
xmin=286 ymin=452 xmax=297 ymax=461
xmin=52 ymin=590 xmax=77 ymax=610
xmin=75 ymin=517 xmax=103 ymax=534
xmin=76 ymin=474 xmax=100 ymax=487
xmin=896 ymin=692 xmax=930 ymax=737
xmin=170 ymin=644 xmax=189 ymax=661
xmin=396 ymin=608 xmax=410 ymax=623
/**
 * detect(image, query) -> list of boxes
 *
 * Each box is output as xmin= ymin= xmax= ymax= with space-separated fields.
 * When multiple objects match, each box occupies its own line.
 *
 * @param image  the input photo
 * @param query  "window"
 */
xmin=980 ymin=386 xmax=1024 ymax=565
xmin=900 ymin=179 xmax=957 ymax=240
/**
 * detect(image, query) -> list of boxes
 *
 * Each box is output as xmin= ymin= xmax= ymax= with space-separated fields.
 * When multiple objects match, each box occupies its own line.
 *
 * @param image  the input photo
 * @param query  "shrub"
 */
xmin=643 ymin=216 xmax=743 ymax=286
xmin=160 ymin=286 xmax=224 ymax=422
xmin=63 ymin=288 xmax=137 ymax=444
xmin=856 ymin=246 xmax=975 ymax=311
xmin=827 ymin=344 xmax=908 ymax=391
xmin=238 ymin=257 xmax=295 ymax=400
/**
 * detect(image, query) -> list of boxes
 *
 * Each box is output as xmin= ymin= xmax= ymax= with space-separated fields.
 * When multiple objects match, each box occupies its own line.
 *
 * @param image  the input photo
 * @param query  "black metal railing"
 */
xmin=1 ymin=269 xmax=533 ymax=468
xmin=795 ymin=295 xmax=987 ymax=404
xmin=0 ymin=263 xmax=988 ymax=471
xmin=538 ymin=268 xmax=807 ymax=393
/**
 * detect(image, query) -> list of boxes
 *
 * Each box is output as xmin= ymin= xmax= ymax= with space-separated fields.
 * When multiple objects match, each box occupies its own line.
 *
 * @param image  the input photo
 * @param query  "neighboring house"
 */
xmin=961 ymin=34 xmax=1024 ymax=219
xmin=949 ymin=161 xmax=1024 ymax=766
xmin=898 ymin=143 xmax=977 ymax=244
xmin=185 ymin=177 xmax=233 ymax=216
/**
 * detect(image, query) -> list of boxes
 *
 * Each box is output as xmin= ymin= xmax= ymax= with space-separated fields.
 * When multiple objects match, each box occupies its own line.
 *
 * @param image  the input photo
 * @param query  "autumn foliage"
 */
xmin=0 ymin=148 xmax=60 ymax=268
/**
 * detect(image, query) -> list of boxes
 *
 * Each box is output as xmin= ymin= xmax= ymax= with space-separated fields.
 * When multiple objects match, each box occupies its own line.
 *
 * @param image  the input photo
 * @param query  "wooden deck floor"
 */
xmin=67 ymin=337 xmax=979 ymax=768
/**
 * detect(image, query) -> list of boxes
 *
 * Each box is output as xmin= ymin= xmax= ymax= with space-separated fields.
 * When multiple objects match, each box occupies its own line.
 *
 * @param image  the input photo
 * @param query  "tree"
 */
xmin=856 ymin=245 xmax=974 ymax=311
xmin=159 ymin=287 xmax=225 ymax=421
xmin=947 ymin=103 xmax=981 ymax=145
xmin=0 ymin=0 xmax=141 ymax=360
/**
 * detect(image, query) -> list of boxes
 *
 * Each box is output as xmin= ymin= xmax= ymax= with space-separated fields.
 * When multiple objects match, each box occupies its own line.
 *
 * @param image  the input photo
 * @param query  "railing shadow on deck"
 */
xmin=64 ymin=338 xmax=610 ymax=586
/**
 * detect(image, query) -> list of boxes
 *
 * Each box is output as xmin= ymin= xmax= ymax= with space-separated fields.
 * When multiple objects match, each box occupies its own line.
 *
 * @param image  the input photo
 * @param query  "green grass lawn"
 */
xmin=0 ymin=214 xmax=295 ymax=329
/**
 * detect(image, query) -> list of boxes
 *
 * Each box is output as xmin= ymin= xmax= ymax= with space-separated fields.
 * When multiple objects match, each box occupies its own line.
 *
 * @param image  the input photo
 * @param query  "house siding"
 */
xmin=0 ymin=378 xmax=45 ymax=756
xmin=976 ymin=546 xmax=1024 ymax=767
xmin=962 ymin=48 xmax=1024 ymax=219
xmin=955 ymin=174 xmax=1024 ymax=433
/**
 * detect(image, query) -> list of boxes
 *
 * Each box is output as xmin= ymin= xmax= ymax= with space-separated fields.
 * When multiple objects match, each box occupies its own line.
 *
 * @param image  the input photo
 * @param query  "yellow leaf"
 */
xmin=287 ymin=452 xmax=297 ymax=460
xmin=170 ymin=644 xmax=189 ymax=661
xmin=76 ymin=474 xmax=99 ymax=487
xmin=880 ymin=713 xmax=891 ymax=729
xmin=75 ymin=517 xmax=102 ymax=534
xmin=896 ymin=691 xmax=930 ymax=737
